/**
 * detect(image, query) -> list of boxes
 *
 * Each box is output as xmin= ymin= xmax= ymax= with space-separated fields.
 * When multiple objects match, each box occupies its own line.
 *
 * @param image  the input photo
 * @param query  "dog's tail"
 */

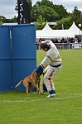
xmin=15 ymin=80 xmax=23 ymax=88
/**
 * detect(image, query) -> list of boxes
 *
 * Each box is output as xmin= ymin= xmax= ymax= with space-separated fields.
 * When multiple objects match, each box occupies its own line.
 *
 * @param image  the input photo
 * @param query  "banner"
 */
xmin=18 ymin=0 xmax=30 ymax=24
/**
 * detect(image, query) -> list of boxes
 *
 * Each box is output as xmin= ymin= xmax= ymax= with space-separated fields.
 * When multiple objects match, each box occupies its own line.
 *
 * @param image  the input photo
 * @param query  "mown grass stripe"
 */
xmin=0 ymin=94 xmax=82 ymax=103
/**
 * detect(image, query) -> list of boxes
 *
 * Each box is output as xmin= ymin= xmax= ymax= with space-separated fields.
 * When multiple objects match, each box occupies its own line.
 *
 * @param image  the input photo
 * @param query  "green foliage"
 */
xmin=40 ymin=0 xmax=54 ymax=7
xmin=53 ymin=4 xmax=70 ymax=20
xmin=31 ymin=0 xmax=68 ymax=22
xmin=33 ymin=0 xmax=54 ymax=8
xmin=31 ymin=0 xmax=82 ymax=29
xmin=0 ymin=16 xmax=6 ymax=24
xmin=56 ymin=16 xmax=72 ymax=29
xmin=0 ymin=0 xmax=82 ymax=29
xmin=0 ymin=21 xmax=2 ymax=25
xmin=10 ymin=16 xmax=17 ymax=23
xmin=0 ymin=50 xmax=82 ymax=124
xmin=70 ymin=6 xmax=82 ymax=30
xmin=55 ymin=6 xmax=82 ymax=29
xmin=35 ymin=15 xmax=46 ymax=30
xmin=31 ymin=5 xmax=58 ymax=22
xmin=71 ymin=6 xmax=82 ymax=23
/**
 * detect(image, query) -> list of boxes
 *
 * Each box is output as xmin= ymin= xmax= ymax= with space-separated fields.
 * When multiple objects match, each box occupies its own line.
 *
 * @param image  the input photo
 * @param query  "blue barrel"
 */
xmin=11 ymin=24 xmax=36 ymax=91
xmin=0 ymin=26 xmax=12 ymax=91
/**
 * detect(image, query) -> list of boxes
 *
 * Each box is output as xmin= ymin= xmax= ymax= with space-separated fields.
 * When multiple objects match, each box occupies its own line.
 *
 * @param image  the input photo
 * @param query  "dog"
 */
xmin=15 ymin=71 xmax=42 ymax=94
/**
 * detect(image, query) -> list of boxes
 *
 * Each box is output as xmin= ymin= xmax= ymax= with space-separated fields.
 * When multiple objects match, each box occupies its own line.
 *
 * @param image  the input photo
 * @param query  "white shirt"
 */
xmin=40 ymin=40 xmax=62 ymax=68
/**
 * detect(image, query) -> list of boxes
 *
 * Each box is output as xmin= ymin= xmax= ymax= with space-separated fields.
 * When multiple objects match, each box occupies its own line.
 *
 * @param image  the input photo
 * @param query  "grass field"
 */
xmin=0 ymin=49 xmax=82 ymax=124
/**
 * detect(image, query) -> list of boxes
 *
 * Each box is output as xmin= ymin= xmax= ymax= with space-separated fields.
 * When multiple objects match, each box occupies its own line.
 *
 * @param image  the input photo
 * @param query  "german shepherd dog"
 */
xmin=15 ymin=71 xmax=42 ymax=94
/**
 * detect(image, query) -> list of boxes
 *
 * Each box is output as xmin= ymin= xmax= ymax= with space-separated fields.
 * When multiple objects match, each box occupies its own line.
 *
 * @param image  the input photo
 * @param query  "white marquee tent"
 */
xmin=42 ymin=23 xmax=52 ymax=31
xmin=36 ymin=22 xmax=82 ymax=38
xmin=68 ymin=22 xmax=82 ymax=35
xmin=36 ymin=30 xmax=74 ymax=38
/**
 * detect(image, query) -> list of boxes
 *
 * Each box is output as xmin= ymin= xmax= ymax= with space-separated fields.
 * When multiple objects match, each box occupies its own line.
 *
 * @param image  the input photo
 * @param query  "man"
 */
xmin=35 ymin=40 xmax=62 ymax=98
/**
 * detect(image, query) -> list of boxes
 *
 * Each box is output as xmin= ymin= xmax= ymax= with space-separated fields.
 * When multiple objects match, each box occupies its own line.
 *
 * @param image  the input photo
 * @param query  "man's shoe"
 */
xmin=47 ymin=93 xmax=56 ymax=98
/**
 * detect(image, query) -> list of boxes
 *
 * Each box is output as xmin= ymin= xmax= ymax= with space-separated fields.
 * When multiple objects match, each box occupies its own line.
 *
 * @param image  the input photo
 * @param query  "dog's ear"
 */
xmin=33 ymin=70 xmax=42 ymax=77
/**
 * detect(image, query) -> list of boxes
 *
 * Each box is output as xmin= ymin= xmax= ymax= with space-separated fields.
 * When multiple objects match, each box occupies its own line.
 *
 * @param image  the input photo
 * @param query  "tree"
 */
xmin=31 ymin=5 xmax=58 ymax=22
xmin=10 ymin=16 xmax=18 ymax=22
xmin=53 ymin=5 xmax=70 ymax=20
xmin=35 ymin=15 xmax=46 ymax=30
xmin=31 ymin=0 xmax=57 ymax=22
xmin=55 ymin=6 xmax=82 ymax=30
xmin=0 ymin=16 xmax=6 ymax=24
xmin=31 ymin=0 xmax=69 ymax=22
xmin=56 ymin=16 xmax=71 ymax=29
xmin=70 ymin=6 xmax=82 ymax=26
xmin=39 ymin=0 xmax=54 ymax=7
xmin=34 ymin=0 xmax=54 ymax=8
xmin=12 ymin=0 xmax=82 ymax=30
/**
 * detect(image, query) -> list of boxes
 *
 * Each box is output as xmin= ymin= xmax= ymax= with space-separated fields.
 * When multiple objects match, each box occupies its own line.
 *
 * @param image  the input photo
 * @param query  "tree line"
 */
xmin=0 ymin=0 xmax=82 ymax=30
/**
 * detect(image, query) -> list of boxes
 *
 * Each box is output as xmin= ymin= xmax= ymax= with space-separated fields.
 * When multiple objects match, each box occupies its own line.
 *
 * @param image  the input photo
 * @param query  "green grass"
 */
xmin=0 ymin=49 xmax=82 ymax=124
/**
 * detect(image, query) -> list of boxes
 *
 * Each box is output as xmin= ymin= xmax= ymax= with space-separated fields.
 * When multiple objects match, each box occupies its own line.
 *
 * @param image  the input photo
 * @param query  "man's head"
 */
xmin=40 ymin=43 xmax=50 ymax=52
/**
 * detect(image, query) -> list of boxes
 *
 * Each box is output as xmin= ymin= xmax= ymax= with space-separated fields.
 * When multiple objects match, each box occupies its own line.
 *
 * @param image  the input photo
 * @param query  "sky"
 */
xmin=0 ymin=0 xmax=82 ymax=19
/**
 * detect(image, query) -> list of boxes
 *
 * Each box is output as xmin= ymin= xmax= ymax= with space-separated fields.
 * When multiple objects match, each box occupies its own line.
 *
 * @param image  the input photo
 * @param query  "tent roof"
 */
xmin=69 ymin=22 xmax=82 ymax=35
xmin=42 ymin=23 xmax=52 ymax=31
xmin=36 ymin=22 xmax=82 ymax=38
xmin=36 ymin=29 xmax=74 ymax=38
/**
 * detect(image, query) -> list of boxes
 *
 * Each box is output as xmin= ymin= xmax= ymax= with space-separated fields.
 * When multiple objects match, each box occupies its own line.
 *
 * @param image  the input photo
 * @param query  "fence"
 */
xmin=36 ymin=42 xmax=82 ymax=50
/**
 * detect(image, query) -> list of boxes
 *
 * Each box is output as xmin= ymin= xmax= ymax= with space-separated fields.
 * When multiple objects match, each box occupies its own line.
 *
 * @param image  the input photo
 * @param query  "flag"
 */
xmin=18 ymin=0 xmax=30 ymax=24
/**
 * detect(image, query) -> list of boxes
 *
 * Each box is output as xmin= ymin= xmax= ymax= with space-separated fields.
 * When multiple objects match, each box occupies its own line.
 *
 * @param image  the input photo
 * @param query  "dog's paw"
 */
xmin=36 ymin=91 xmax=42 ymax=94
xmin=39 ymin=91 xmax=43 ymax=94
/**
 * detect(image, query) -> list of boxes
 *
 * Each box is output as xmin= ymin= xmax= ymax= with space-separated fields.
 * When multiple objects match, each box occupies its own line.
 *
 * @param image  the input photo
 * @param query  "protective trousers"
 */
xmin=43 ymin=65 xmax=61 ymax=92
